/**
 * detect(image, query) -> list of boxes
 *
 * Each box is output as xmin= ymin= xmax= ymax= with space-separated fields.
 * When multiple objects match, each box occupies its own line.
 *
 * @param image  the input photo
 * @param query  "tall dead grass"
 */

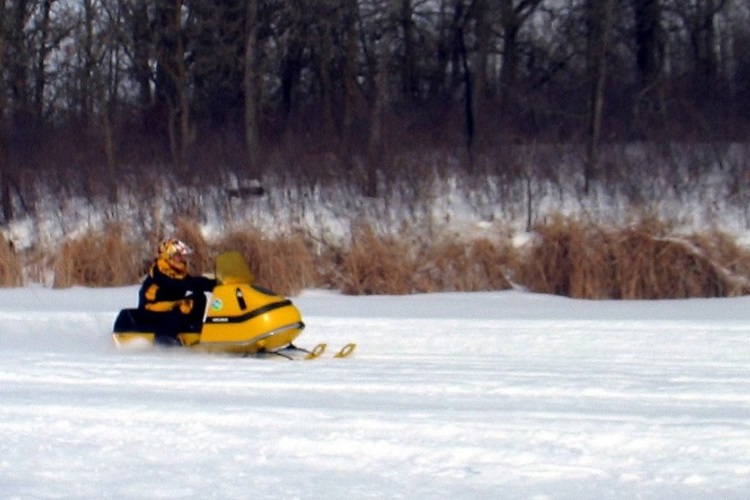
xmin=214 ymin=229 xmax=316 ymax=296
xmin=516 ymin=217 xmax=620 ymax=298
xmin=50 ymin=220 xmax=316 ymax=295
xmin=172 ymin=217 xmax=212 ymax=275
xmin=517 ymin=217 xmax=750 ymax=299
xmin=0 ymin=239 xmax=23 ymax=287
xmin=53 ymin=224 xmax=145 ymax=288
xmin=30 ymin=215 xmax=750 ymax=299
xmin=324 ymin=224 xmax=515 ymax=294
xmin=328 ymin=223 xmax=416 ymax=295
xmin=414 ymin=237 xmax=514 ymax=292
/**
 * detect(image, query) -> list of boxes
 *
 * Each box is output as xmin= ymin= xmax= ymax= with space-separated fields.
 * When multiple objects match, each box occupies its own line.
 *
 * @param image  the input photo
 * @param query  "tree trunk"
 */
xmin=471 ymin=0 xmax=490 ymax=149
xmin=243 ymin=0 xmax=260 ymax=179
xmin=585 ymin=0 xmax=614 ymax=195
xmin=399 ymin=0 xmax=418 ymax=99
xmin=318 ymin=12 xmax=336 ymax=137
xmin=457 ymin=20 xmax=474 ymax=167
xmin=498 ymin=0 xmax=519 ymax=107
xmin=634 ymin=0 xmax=662 ymax=89
xmin=132 ymin=0 xmax=152 ymax=109
xmin=155 ymin=0 xmax=191 ymax=172
xmin=1 ymin=0 xmax=23 ymax=222
xmin=452 ymin=2 xmax=474 ymax=166
xmin=33 ymin=0 xmax=52 ymax=121
xmin=689 ymin=0 xmax=728 ymax=86
xmin=367 ymin=7 xmax=393 ymax=198
xmin=341 ymin=0 xmax=359 ymax=139
xmin=498 ymin=1 xmax=544 ymax=108
xmin=367 ymin=62 xmax=387 ymax=198
xmin=0 ymin=0 xmax=9 ymax=223
xmin=101 ymin=96 xmax=119 ymax=207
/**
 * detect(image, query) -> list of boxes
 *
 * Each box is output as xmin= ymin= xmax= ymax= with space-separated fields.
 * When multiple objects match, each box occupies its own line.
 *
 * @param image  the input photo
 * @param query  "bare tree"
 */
xmin=684 ymin=0 xmax=728 ymax=85
xmin=31 ymin=0 xmax=54 ymax=121
xmin=2 ymin=0 xmax=32 ymax=221
xmin=398 ymin=0 xmax=418 ymax=99
xmin=453 ymin=1 xmax=475 ymax=164
xmin=497 ymin=0 xmax=545 ymax=107
xmin=0 ymin=0 xmax=9 ymax=221
xmin=244 ymin=0 xmax=260 ymax=179
xmin=366 ymin=1 xmax=396 ymax=197
xmin=634 ymin=0 xmax=663 ymax=89
xmin=275 ymin=2 xmax=307 ymax=130
xmin=341 ymin=0 xmax=360 ymax=142
xmin=130 ymin=0 xmax=153 ymax=110
xmin=585 ymin=0 xmax=615 ymax=194
xmin=315 ymin=0 xmax=339 ymax=137
xmin=154 ymin=0 xmax=192 ymax=171
xmin=0 ymin=0 xmax=747 ymax=210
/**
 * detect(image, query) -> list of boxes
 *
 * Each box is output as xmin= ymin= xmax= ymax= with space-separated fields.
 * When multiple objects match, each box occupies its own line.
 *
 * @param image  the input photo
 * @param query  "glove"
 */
xmin=178 ymin=299 xmax=193 ymax=314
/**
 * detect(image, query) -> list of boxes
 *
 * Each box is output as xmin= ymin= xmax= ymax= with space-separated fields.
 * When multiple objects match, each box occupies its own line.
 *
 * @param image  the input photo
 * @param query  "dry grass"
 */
xmin=415 ymin=237 xmax=514 ymax=292
xmin=516 ymin=216 xmax=615 ymax=298
xmin=172 ymin=217 xmax=212 ymax=275
xmin=22 ymin=215 xmax=750 ymax=299
xmin=21 ymin=247 xmax=51 ymax=285
xmin=0 ymin=238 xmax=23 ymax=287
xmin=331 ymin=223 xmax=417 ymax=295
xmin=52 ymin=224 xmax=144 ymax=288
xmin=609 ymin=230 xmax=727 ymax=299
xmin=517 ymin=217 xmax=750 ymax=299
xmin=682 ymin=231 xmax=750 ymax=296
xmin=326 ymin=225 xmax=515 ymax=295
xmin=214 ymin=229 xmax=316 ymax=296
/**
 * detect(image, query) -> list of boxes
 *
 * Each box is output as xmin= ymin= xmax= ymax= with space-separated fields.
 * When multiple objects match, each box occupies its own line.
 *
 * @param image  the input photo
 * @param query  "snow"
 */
xmin=1 ymin=286 xmax=750 ymax=499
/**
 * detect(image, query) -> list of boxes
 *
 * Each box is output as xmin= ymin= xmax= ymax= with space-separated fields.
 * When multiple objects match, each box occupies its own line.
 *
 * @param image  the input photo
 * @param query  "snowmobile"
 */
xmin=112 ymin=251 xmax=355 ymax=359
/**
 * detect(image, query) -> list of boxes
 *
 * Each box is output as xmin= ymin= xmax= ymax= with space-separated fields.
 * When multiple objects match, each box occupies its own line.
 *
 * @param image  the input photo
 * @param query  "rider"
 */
xmin=138 ymin=238 xmax=217 ymax=346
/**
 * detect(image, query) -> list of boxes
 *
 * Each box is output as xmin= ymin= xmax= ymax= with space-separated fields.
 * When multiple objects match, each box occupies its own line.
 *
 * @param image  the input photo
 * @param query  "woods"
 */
xmin=0 ymin=1 xmax=747 ymax=221
xmin=0 ymin=1 xmax=747 ymax=297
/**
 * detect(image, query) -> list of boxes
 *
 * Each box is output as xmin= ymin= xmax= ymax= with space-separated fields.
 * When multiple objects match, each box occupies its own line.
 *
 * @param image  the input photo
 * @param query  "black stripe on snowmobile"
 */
xmin=205 ymin=299 xmax=293 ymax=324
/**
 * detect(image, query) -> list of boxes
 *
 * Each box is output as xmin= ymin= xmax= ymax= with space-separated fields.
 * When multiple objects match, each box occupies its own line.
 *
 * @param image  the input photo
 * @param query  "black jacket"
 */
xmin=138 ymin=258 xmax=216 ymax=312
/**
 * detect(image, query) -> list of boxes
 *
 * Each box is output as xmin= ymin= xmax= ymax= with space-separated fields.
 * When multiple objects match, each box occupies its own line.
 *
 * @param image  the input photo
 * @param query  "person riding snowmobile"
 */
xmin=138 ymin=238 xmax=216 ymax=346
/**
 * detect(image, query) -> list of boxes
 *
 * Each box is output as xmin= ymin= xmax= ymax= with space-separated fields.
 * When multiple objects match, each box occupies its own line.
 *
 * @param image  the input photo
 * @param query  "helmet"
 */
xmin=158 ymin=238 xmax=192 ymax=260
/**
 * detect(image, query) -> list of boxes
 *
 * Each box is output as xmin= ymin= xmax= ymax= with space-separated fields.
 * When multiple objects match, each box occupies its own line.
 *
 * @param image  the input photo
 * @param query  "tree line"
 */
xmin=0 ymin=0 xmax=748 ymax=221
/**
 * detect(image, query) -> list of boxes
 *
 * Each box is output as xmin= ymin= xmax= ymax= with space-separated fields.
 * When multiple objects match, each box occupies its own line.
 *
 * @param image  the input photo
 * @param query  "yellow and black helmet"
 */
xmin=158 ymin=238 xmax=192 ymax=260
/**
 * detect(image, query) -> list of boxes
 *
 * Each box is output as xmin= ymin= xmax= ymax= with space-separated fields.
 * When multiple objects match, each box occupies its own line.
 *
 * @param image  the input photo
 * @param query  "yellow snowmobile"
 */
xmin=112 ymin=251 xmax=355 ymax=359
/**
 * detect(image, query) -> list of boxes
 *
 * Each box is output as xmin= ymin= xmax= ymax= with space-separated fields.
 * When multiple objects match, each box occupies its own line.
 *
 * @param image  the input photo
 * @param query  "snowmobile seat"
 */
xmin=113 ymin=308 xmax=164 ymax=333
xmin=113 ymin=308 xmax=204 ymax=334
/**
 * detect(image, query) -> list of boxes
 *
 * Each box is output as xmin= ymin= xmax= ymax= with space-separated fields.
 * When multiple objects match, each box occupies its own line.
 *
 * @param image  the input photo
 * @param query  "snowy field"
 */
xmin=1 ymin=285 xmax=749 ymax=499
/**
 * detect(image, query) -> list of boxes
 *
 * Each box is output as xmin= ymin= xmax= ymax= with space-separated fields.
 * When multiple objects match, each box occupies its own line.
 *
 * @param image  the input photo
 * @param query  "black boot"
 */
xmin=154 ymin=310 xmax=184 ymax=347
xmin=154 ymin=334 xmax=181 ymax=347
xmin=154 ymin=334 xmax=182 ymax=347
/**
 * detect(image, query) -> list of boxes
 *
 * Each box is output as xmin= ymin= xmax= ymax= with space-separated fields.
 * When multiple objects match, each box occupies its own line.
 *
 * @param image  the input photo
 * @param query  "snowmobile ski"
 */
xmin=292 ymin=342 xmax=356 ymax=359
xmin=261 ymin=342 xmax=356 ymax=360
xmin=305 ymin=343 xmax=328 ymax=359
xmin=333 ymin=343 xmax=357 ymax=358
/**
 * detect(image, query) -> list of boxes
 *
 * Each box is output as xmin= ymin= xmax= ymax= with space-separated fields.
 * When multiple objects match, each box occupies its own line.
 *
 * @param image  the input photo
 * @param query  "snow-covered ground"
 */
xmin=1 ymin=286 xmax=749 ymax=499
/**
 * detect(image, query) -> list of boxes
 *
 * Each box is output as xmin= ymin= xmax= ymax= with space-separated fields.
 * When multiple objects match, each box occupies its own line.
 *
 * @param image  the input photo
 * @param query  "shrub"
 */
xmin=415 ymin=237 xmax=514 ymax=292
xmin=517 ymin=216 xmax=750 ymax=299
xmin=516 ymin=216 xmax=615 ymax=298
xmin=32 ymin=214 xmax=750 ymax=299
xmin=333 ymin=223 xmax=416 ymax=295
xmin=214 ymin=228 xmax=315 ymax=296
xmin=53 ymin=224 xmax=144 ymax=288
xmin=173 ymin=217 xmax=212 ymax=275
xmin=0 ymin=238 xmax=23 ymax=287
